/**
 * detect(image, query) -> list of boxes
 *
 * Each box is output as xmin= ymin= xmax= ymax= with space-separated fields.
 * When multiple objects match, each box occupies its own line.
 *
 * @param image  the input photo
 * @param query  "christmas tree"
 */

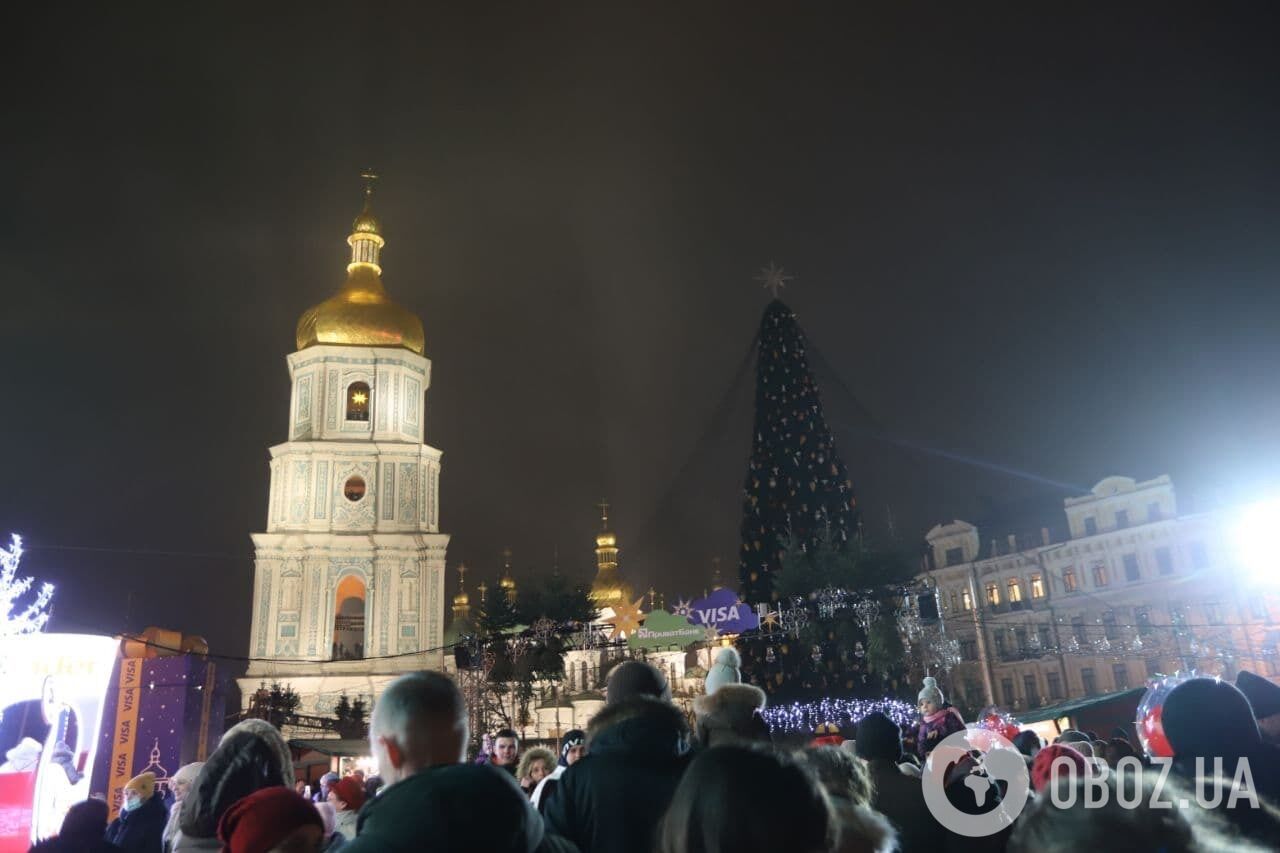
xmin=739 ymin=295 xmax=858 ymax=604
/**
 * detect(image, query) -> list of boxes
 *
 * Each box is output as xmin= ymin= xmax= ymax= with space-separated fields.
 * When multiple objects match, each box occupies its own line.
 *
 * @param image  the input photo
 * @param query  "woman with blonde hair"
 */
xmin=516 ymin=746 xmax=556 ymax=798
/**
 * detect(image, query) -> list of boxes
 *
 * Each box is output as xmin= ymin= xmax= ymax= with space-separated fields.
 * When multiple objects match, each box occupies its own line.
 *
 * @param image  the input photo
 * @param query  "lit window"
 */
xmin=346 ymin=382 xmax=371 ymax=421
xmin=985 ymin=582 xmax=1000 ymax=606
xmin=1007 ymin=578 xmax=1023 ymax=603
xmin=1063 ymin=568 xmax=1078 ymax=593
xmin=343 ymin=476 xmax=366 ymax=502
xmin=1030 ymin=574 xmax=1045 ymax=599
xmin=961 ymin=589 xmax=973 ymax=611
xmin=1092 ymin=562 xmax=1109 ymax=587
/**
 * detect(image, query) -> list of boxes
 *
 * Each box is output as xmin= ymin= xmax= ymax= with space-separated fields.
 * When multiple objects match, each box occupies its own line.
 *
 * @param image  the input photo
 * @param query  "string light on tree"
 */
xmin=761 ymin=696 xmax=916 ymax=734
xmin=0 ymin=534 xmax=54 ymax=637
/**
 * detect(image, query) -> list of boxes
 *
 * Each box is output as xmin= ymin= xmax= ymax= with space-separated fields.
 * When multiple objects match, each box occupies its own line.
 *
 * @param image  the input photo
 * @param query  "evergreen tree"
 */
xmin=518 ymin=572 xmax=595 ymax=625
xmin=739 ymin=300 xmax=858 ymax=603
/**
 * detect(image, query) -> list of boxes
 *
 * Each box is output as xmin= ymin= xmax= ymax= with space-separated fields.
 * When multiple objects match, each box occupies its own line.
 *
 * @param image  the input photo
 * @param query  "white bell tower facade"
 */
xmin=240 ymin=177 xmax=449 ymax=719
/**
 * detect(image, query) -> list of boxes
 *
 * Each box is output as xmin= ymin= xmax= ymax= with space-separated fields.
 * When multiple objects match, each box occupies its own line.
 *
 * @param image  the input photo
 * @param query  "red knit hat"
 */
xmin=1031 ymin=743 xmax=1088 ymax=793
xmin=217 ymin=786 xmax=323 ymax=853
xmin=330 ymin=777 xmax=366 ymax=810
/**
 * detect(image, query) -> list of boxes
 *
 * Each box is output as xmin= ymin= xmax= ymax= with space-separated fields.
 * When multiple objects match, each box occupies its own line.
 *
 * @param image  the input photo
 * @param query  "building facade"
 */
xmin=238 ymin=181 xmax=449 ymax=718
xmin=922 ymin=475 xmax=1280 ymax=716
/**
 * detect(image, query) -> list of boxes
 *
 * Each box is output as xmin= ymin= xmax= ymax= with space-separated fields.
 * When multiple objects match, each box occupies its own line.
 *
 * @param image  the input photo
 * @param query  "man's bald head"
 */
xmin=370 ymin=671 xmax=468 ymax=784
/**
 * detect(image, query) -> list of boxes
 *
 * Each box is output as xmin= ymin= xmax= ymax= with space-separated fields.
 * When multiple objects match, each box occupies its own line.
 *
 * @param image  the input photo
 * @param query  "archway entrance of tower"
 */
xmin=333 ymin=576 xmax=366 ymax=660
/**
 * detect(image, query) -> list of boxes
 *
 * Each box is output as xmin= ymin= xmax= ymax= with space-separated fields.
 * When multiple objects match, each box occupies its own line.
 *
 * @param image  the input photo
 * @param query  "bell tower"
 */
xmin=240 ymin=177 xmax=451 ymax=718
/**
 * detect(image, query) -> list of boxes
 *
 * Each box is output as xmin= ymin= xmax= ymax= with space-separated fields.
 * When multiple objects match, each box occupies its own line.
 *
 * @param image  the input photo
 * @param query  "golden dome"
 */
xmin=453 ymin=589 xmax=470 ymax=607
xmin=295 ymin=176 xmax=425 ymax=355
xmin=596 ymin=531 xmax=616 ymax=548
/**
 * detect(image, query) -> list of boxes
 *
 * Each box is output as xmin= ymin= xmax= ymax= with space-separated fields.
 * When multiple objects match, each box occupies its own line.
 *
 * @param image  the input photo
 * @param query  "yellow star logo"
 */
xmin=603 ymin=596 xmax=646 ymax=639
xmin=351 ymin=391 xmax=368 ymax=405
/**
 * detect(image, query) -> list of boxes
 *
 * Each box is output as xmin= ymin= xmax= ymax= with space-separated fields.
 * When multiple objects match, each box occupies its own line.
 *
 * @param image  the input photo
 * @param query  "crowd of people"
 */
xmin=26 ymin=661 xmax=1280 ymax=852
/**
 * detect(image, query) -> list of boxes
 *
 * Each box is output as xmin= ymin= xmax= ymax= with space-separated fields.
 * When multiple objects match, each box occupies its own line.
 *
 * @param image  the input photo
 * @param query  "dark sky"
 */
xmin=4 ymin=3 xmax=1280 ymax=666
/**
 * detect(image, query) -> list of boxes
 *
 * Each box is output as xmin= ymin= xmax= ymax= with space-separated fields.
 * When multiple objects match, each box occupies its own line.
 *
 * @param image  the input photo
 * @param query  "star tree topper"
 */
xmin=755 ymin=262 xmax=793 ymax=299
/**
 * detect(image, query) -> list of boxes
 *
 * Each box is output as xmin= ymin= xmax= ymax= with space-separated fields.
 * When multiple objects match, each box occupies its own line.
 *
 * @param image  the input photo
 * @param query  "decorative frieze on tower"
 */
xmin=240 ymin=176 xmax=450 ymax=719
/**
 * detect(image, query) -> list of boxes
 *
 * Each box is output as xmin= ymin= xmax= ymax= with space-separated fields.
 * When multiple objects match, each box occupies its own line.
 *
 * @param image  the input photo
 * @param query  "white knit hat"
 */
xmin=704 ymin=647 xmax=742 ymax=695
xmin=918 ymin=676 xmax=944 ymax=706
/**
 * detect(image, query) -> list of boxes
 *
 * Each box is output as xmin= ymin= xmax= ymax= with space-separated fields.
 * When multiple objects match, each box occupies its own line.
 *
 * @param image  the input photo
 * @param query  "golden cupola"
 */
xmin=499 ymin=547 xmax=518 ymax=603
xmin=590 ymin=502 xmax=632 ymax=608
xmin=295 ymin=173 xmax=426 ymax=355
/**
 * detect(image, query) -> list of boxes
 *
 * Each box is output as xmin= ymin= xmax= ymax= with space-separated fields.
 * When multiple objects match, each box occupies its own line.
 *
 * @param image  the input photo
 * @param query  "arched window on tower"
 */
xmin=333 ymin=575 xmax=367 ymax=660
xmin=346 ymin=382 xmax=371 ymax=422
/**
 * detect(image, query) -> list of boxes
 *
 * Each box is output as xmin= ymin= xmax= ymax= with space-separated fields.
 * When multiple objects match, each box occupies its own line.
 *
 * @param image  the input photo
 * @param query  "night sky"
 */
xmin=4 ymin=4 xmax=1280 ymax=669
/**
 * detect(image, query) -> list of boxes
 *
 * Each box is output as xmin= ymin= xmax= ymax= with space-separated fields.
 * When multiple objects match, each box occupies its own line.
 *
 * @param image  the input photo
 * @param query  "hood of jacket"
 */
xmin=179 ymin=720 xmax=293 ymax=839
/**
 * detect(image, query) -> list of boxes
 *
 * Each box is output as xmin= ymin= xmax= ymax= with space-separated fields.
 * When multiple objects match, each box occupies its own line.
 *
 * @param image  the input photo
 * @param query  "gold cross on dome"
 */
xmin=755 ymin=262 xmax=793 ymax=299
xmin=360 ymin=169 xmax=379 ymax=197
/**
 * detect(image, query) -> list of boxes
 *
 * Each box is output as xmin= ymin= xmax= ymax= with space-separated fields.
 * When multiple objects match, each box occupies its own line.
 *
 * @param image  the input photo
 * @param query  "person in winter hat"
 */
xmin=693 ymin=683 xmax=770 ymax=748
xmin=217 ymin=786 xmax=324 ymax=853
xmin=529 ymin=729 xmax=585 ymax=812
xmin=327 ymin=777 xmax=365 ymax=840
xmin=161 ymin=761 xmax=203 ymax=852
xmin=1236 ymin=669 xmax=1280 ymax=745
xmin=106 ymin=771 xmax=169 ymax=853
xmin=29 ymin=797 xmax=119 ymax=853
xmin=605 ymin=660 xmax=670 ymax=704
xmin=915 ymin=676 xmax=965 ymax=759
xmin=704 ymin=647 xmax=742 ymax=696
xmin=172 ymin=718 xmax=294 ymax=851
xmin=1030 ymin=743 xmax=1089 ymax=794
xmin=1161 ymin=676 xmax=1280 ymax=806
xmin=854 ymin=711 xmax=946 ymax=852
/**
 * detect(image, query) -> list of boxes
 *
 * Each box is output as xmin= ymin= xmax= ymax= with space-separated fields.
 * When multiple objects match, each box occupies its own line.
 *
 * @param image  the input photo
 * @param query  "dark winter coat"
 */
xmin=105 ymin=794 xmax=168 ymax=853
xmin=542 ymin=698 xmax=691 ymax=853
xmin=343 ymin=764 xmax=546 ymax=853
xmin=865 ymin=759 xmax=945 ymax=853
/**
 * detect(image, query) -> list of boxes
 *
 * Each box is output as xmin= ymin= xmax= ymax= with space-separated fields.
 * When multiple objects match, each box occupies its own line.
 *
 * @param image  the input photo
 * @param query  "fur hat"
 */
xmin=1236 ymin=670 xmax=1280 ymax=720
xmin=125 ymin=772 xmax=156 ymax=801
xmin=693 ymin=683 xmax=768 ymax=746
xmin=918 ymin=676 xmax=944 ymax=706
xmin=704 ymin=647 xmax=742 ymax=696
xmin=516 ymin=747 xmax=557 ymax=783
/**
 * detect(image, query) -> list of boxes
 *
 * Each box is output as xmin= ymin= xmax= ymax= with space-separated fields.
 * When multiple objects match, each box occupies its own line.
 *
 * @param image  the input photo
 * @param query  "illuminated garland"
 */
xmin=760 ymin=696 xmax=917 ymax=733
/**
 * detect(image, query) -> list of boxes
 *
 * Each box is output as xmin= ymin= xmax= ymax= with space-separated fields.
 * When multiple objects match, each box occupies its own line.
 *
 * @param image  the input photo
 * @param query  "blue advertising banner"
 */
xmin=684 ymin=588 xmax=759 ymax=633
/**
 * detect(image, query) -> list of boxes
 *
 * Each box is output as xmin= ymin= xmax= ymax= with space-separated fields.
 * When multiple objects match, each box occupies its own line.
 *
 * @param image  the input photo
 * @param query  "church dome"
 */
xmin=452 ymin=589 xmax=470 ymax=607
xmin=295 ymin=176 xmax=425 ymax=355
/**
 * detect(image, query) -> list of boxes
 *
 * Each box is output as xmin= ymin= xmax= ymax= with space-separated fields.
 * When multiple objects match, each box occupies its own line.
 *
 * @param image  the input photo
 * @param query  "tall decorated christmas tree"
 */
xmin=739 ymin=272 xmax=859 ymax=604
